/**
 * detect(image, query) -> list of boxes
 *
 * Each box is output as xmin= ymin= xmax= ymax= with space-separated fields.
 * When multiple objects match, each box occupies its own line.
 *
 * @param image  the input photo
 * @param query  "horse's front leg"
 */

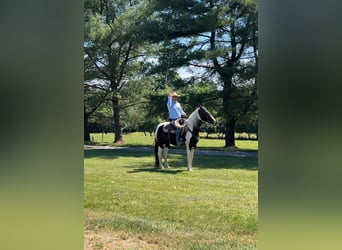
xmin=157 ymin=146 xmax=165 ymax=169
xmin=186 ymin=143 xmax=195 ymax=171
xmin=162 ymin=147 xmax=170 ymax=168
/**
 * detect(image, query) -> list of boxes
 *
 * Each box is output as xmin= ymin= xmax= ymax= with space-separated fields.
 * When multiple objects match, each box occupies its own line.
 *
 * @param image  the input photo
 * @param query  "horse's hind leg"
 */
xmin=162 ymin=147 xmax=170 ymax=168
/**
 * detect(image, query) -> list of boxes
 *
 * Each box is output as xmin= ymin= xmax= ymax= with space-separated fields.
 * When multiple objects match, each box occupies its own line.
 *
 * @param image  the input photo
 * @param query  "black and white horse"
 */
xmin=154 ymin=106 xmax=216 ymax=171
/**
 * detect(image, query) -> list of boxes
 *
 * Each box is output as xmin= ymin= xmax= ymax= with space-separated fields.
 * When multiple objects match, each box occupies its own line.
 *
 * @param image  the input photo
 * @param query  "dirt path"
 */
xmin=84 ymin=230 xmax=160 ymax=250
xmin=84 ymin=145 xmax=257 ymax=158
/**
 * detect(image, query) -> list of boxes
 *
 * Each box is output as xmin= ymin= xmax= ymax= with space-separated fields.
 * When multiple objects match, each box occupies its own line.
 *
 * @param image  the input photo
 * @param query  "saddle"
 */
xmin=162 ymin=122 xmax=177 ymax=133
xmin=162 ymin=119 xmax=187 ymax=134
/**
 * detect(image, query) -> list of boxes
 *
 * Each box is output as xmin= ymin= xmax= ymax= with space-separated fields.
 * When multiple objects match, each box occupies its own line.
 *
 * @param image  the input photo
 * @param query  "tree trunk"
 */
xmin=112 ymin=93 xmax=123 ymax=143
xmin=219 ymin=67 xmax=236 ymax=147
xmin=84 ymin=111 xmax=91 ymax=142
xmin=225 ymin=119 xmax=236 ymax=147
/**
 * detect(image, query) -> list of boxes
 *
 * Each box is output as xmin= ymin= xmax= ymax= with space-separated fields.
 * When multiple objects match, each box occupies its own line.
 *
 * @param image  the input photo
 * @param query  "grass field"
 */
xmin=84 ymin=148 xmax=258 ymax=249
xmin=88 ymin=132 xmax=258 ymax=152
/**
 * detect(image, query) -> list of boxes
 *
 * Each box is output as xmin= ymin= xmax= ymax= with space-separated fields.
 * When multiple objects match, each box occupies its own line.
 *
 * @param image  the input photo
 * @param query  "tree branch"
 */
xmin=85 ymin=85 xmax=111 ymax=116
xmin=188 ymin=62 xmax=213 ymax=69
xmin=88 ymin=54 xmax=111 ymax=79
xmin=120 ymin=100 xmax=149 ymax=110
xmin=117 ymin=41 xmax=133 ymax=91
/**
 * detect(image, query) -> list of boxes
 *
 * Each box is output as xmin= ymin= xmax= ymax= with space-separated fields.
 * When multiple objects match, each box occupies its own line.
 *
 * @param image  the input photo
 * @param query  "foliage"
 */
xmin=141 ymin=0 xmax=258 ymax=147
xmin=84 ymin=83 xmax=112 ymax=140
xmin=83 ymin=0 xmax=258 ymax=145
xmin=84 ymin=0 xmax=152 ymax=142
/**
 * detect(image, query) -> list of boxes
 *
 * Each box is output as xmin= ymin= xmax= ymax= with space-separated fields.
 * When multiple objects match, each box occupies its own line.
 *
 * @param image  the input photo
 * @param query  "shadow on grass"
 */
xmin=127 ymin=168 xmax=185 ymax=174
xmin=198 ymin=146 xmax=258 ymax=153
xmin=84 ymin=149 xmax=257 ymax=171
xmin=193 ymin=155 xmax=258 ymax=171
xmin=84 ymin=149 xmax=153 ymax=159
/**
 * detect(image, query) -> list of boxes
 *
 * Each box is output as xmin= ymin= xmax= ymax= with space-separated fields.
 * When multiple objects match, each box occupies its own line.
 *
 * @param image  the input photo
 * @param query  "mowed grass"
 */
xmin=88 ymin=132 xmax=258 ymax=151
xmin=84 ymin=149 xmax=258 ymax=249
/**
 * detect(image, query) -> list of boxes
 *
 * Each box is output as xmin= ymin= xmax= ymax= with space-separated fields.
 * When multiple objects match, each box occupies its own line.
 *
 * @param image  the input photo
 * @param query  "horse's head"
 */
xmin=198 ymin=106 xmax=216 ymax=124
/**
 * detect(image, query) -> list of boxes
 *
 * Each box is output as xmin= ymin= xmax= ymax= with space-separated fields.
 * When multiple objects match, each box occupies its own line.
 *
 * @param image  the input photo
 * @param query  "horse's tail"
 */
xmin=154 ymin=139 xmax=159 ymax=167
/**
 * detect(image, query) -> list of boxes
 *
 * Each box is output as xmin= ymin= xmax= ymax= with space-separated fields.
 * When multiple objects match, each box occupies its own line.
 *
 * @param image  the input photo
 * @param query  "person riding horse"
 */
xmin=155 ymin=105 xmax=216 ymax=171
xmin=166 ymin=92 xmax=187 ymax=146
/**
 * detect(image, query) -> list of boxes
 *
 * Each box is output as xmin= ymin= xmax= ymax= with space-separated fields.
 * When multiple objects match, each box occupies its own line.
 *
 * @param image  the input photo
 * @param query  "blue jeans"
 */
xmin=176 ymin=128 xmax=181 ymax=144
xmin=170 ymin=118 xmax=181 ymax=144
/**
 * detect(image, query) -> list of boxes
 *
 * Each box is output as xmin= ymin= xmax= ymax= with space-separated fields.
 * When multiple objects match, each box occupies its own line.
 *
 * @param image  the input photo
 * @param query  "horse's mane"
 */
xmin=187 ymin=107 xmax=201 ymax=129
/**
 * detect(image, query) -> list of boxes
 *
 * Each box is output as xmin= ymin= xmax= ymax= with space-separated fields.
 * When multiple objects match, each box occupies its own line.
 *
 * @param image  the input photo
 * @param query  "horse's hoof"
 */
xmin=187 ymin=168 xmax=193 ymax=171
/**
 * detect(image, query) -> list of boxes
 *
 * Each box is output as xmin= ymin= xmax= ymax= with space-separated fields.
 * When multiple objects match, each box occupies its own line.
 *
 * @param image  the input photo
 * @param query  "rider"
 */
xmin=167 ymin=92 xmax=187 ymax=146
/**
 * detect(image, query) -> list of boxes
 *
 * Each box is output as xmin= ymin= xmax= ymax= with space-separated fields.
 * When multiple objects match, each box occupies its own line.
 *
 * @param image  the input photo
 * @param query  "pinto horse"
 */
xmin=154 ymin=106 xmax=216 ymax=171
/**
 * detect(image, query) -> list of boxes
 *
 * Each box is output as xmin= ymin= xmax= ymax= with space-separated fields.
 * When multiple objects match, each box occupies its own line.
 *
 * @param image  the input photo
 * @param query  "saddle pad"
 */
xmin=162 ymin=123 xmax=177 ymax=133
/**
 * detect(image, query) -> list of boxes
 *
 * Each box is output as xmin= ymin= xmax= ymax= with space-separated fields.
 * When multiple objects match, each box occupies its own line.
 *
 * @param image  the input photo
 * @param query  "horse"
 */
xmin=154 ymin=106 xmax=216 ymax=171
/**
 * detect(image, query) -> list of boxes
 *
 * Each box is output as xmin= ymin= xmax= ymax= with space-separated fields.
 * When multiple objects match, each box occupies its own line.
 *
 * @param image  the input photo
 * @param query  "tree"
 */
xmin=84 ymin=81 xmax=110 ymax=141
xmin=84 ymin=0 xmax=150 ymax=143
xmin=210 ymin=0 xmax=258 ymax=147
xmin=143 ymin=0 xmax=258 ymax=147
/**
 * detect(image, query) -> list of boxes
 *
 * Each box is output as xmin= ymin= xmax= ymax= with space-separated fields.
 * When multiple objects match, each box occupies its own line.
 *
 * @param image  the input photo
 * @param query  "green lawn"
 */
xmin=88 ymin=132 xmax=258 ymax=152
xmin=84 ymin=149 xmax=258 ymax=249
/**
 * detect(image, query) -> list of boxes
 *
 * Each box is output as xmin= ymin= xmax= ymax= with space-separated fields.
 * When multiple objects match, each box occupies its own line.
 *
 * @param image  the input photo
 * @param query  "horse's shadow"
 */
xmin=127 ymin=167 xmax=185 ymax=174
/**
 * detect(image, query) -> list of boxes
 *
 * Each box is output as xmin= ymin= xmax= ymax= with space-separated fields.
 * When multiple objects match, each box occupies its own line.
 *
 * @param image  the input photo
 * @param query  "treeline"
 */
xmin=84 ymin=0 xmax=258 ymax=147
xmin=88 ymin=111 xmax=258 ymax=140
